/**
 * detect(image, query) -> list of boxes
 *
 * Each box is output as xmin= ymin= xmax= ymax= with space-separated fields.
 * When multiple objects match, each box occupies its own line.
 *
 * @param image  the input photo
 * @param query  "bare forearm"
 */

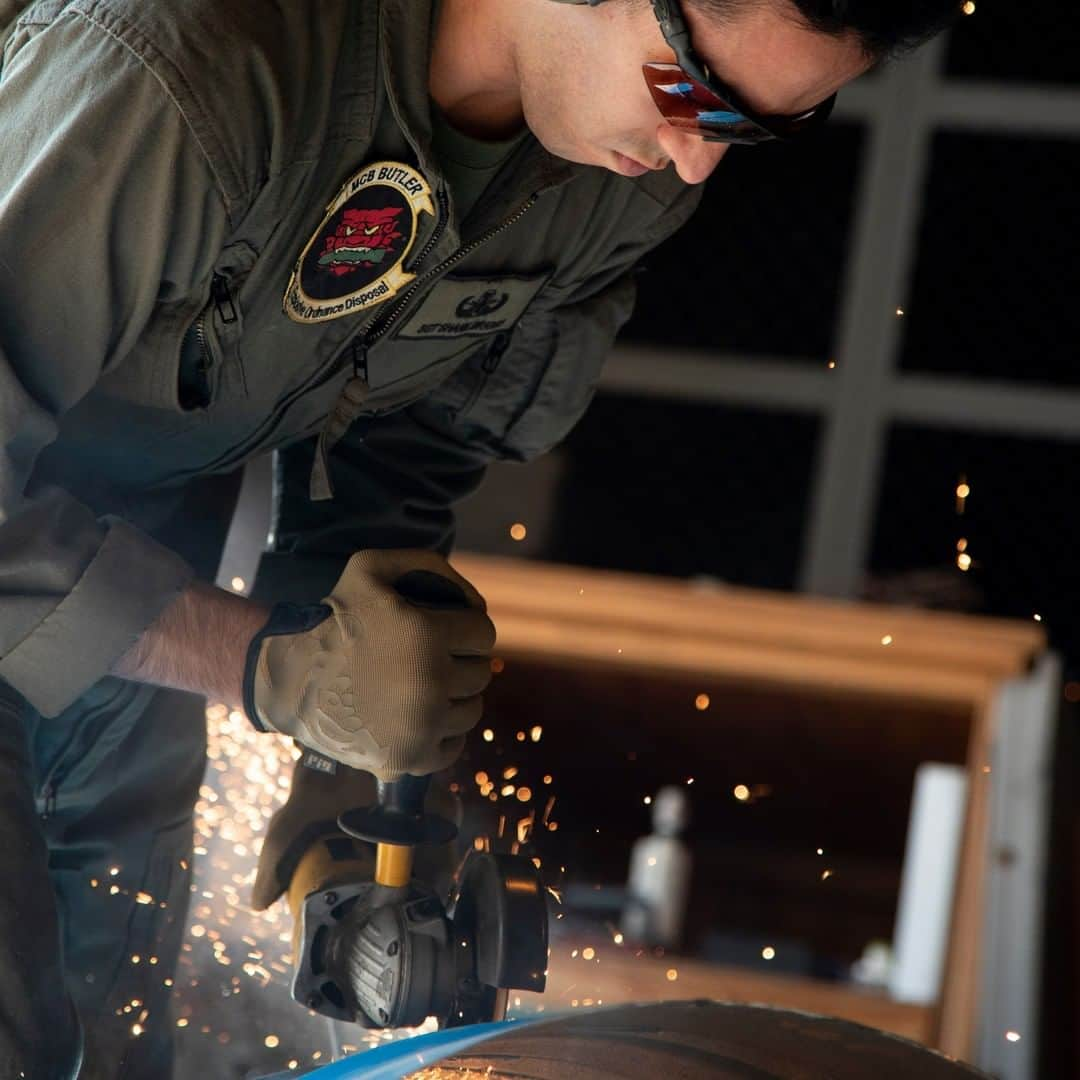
xmin=111 ymin=580 xmax=269 ymax=706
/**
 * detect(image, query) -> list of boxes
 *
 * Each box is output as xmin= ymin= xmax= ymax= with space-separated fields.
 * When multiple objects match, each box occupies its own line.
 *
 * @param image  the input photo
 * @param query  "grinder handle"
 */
xmin=354 ymin=569 xmax=472 ymax=886
xmin=375 ymin=773 xmax=432 ymax=818
xmin=381 ymin=567 xmax=474 ymax=809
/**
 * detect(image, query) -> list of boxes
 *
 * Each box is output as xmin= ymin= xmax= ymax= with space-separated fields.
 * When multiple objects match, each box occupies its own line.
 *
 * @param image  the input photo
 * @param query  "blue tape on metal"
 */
xmin=257 ymin=1018 xmax=546 ymax=1080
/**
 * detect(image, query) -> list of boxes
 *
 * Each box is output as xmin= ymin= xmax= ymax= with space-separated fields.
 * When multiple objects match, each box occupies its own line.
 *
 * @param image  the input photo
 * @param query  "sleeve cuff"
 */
xmin=0 ymin=520 xmax=195 ymax=717
xmin=242 ymin=601 xmax=332 ymax=732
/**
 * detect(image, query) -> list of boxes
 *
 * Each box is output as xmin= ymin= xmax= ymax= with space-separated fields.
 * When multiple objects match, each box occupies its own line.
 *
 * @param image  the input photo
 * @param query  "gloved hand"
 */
xmin=250 ymin=754 xmax=462 ymax=911
xmin=249 ymin=549 xmax=495 ymax=780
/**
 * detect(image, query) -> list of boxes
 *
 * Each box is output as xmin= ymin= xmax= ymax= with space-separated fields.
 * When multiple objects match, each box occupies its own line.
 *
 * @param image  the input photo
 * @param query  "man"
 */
xmin=0 ymin=0 xmax=957 ymax=1074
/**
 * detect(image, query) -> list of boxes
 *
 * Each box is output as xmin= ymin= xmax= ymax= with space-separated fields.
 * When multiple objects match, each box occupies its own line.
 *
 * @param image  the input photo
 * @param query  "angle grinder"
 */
xmin=283 ymin=570 xmax=549 ymax=1030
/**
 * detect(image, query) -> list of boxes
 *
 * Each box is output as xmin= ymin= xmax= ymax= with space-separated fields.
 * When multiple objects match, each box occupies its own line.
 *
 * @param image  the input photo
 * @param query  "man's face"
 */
xmin=518 ymin=0 xmax=873 ymax=184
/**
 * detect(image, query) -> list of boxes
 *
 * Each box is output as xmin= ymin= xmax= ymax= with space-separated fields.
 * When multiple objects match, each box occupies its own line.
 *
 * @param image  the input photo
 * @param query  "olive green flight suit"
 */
xmin=0 ymin=0 xmax=701 ymax=1074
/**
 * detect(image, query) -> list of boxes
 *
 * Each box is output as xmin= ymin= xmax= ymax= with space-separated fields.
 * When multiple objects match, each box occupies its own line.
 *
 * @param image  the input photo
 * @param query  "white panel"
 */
xmin=889 ymin=763 xmax=969 ymax=1005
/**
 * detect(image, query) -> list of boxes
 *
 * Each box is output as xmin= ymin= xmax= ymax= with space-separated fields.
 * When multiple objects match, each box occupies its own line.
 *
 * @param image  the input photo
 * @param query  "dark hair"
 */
xmin=689 ymin=0 xmax=962 ymax=60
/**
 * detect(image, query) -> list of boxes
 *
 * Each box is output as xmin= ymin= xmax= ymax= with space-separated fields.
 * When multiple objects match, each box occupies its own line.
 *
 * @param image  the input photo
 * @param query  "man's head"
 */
xmin=480 ymin=0 xmax=960 ymax=183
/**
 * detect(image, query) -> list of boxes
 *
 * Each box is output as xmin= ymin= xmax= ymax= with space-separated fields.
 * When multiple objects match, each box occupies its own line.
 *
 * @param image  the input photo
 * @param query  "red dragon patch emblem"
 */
xmin=318 ymin=206 xmax=406 ymax=277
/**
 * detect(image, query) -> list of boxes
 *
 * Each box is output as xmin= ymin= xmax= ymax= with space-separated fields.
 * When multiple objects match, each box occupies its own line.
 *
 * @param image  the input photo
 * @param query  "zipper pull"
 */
xmin=211 ymin=273 xmax=238 ymax=324
xmin=482 ymin=332 xmax=510 ymax=373
xmin=352 ymin=339 xmax=369 ymax=382
xmin=40 ymin=782 xmax=56 ymax=822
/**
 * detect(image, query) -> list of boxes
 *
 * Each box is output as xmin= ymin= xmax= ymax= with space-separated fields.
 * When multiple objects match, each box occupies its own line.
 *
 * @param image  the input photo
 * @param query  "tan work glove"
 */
xmin=250 ymin=754 xmax=462 ymax=911
xmin=249 ymin=549 xmax=495 ymax=780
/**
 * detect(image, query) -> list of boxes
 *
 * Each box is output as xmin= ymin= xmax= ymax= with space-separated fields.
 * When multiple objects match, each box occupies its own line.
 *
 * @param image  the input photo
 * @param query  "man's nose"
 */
xmin=657 ymin=123 xmax=729 ymax=185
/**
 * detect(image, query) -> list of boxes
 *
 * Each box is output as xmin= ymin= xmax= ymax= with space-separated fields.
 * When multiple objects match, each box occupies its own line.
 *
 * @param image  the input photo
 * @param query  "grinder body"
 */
xmin=287 ymin=831 xmax=547 ymax=1028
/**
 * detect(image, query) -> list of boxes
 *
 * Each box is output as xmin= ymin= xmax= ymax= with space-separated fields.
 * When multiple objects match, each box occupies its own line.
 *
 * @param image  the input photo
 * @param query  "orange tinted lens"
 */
xmin=643 ymin=62 xmax=772 ymax=142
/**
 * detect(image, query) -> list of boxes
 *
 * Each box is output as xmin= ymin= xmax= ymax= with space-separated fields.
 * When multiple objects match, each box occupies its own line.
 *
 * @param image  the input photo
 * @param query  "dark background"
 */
xmin=543 ymin=6 xmax=1080 ymax=670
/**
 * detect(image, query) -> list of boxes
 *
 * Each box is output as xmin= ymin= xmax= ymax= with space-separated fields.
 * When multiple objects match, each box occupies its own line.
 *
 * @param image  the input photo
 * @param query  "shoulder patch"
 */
xmin=284 ymin=161 xmax=435 ymax=324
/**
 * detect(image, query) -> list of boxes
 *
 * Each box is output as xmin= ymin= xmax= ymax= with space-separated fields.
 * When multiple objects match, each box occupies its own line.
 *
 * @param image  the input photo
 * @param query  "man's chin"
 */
xmin=610 ymin=150 xmax=653 ymax=177
xmin=532 ymin=132 xmax=659 ymax=178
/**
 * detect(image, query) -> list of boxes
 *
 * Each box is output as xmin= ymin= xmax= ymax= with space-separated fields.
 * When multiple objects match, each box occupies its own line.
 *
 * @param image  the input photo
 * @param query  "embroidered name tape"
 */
xmin=284 ymin=161 xmax=435 ymax=324
xmin=394 ymin=270 xmax=552 ymax=340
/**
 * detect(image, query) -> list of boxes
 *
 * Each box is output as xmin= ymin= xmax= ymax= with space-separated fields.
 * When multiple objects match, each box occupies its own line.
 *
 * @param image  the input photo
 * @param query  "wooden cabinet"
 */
xmin=452 ymin=553 xmax=1047 ymax=1062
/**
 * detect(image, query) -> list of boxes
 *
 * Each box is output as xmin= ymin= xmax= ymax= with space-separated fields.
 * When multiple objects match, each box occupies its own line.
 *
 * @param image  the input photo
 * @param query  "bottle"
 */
xmin=621 ymin=786 xmax=692 ymax=949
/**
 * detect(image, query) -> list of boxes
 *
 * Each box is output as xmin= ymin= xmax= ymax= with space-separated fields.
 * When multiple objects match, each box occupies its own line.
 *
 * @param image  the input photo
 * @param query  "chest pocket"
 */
xmin=392 ymin=270 xmax=552 ymax=343
xmin=366 ymin=269 xmax=552 ymax=395
xmin=176 ymin=241 xmax=259 ymax=412
xmin=423 ymin=272 xmax=633 ymax=464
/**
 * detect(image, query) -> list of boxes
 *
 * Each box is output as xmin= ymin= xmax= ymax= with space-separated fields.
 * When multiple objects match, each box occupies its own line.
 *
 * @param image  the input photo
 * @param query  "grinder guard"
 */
xmin=445 ymin=850 xmax=548 ymax=1027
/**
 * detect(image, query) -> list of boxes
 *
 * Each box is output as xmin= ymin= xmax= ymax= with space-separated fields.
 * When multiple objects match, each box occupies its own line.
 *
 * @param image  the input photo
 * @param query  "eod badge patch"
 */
xmin=284 ymin=161 xmax=435 ymax=324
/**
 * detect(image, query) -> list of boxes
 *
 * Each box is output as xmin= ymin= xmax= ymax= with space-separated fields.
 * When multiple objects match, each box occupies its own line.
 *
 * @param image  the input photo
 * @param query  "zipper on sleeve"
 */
xmin=178 ymin=308 xmax=217 ymax=411
xmin=193 ymin=315 xmax=215 ymax=398
xmin=188 ymin=276 xmax=232 ymax=393
xmin=194 ymin=318 xmax=212 ymax=374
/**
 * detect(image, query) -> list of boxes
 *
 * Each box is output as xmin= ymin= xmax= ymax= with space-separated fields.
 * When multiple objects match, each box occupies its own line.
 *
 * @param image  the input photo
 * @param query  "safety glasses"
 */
xmin=645 ymin=0 xmax=836 ymax=144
